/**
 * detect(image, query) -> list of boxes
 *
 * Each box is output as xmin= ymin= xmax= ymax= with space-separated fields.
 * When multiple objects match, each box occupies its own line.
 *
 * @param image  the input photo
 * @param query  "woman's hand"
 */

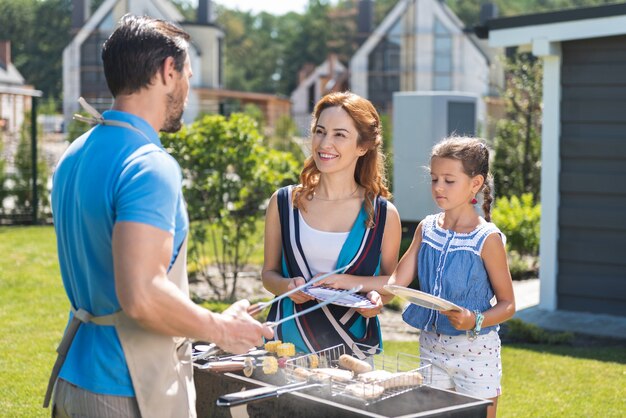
xmin=440 ymin=308 xmax=475 ymax=331
xmin=287 ymin=277 xmax=315 ymax=304
xmin=357 ymin=291 xmax=383 ymax=318
xmin=311 ymin=272 xmax=344 ymax=289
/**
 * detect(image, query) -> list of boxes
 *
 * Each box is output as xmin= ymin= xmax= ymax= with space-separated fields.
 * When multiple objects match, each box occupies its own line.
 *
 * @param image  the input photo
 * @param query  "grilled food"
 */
xmin=338 ymin=354 xmax=373 ymax=374
xmin=262 ymin=356 xmax=279 ymax=374
xmin=276 ymin=342 xmax=296 ymax=357
xmin=264 ymin=340 xmax=282 ymax=353
xmin=345 ymin=382 xmax=385 ymax=399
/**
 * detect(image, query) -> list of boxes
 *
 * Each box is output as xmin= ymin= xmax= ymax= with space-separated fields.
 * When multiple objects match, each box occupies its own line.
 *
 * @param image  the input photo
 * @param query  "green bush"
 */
xmin=508 ymin=250 xmax=538 ymax=280
xmin=502 ymin=318 xmax=574 ymax=345
xmin=492 ymin=193 xmax=540 ymax=255
xmin=385 ymin=297 xmax=405 ymax=312
xmin=399 ymin=237 xmax=412 ymax=259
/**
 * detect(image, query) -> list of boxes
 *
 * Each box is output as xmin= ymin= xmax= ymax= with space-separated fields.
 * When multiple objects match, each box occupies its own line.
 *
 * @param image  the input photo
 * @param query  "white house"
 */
xmin=350 ymin=0 xmax=493 ymax=125
xmin=62 ymin=0 xmax=224 ymax=128
xmin=0 ymin=40 xmax=39 ymax=135
xmin=290 ymin=54 xmax=349 ymax=136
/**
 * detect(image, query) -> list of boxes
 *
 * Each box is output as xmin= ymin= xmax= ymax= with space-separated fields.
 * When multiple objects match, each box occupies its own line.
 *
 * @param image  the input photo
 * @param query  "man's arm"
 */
xmin=112 ymin=221 xmax=273 ymax=354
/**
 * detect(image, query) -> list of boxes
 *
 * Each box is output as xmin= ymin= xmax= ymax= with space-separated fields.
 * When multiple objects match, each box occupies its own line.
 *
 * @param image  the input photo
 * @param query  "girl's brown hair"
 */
xmin=431 ymin=136 xmax=494 ymax=221
xmin=293 ymin=92 xmax=389 ymax=227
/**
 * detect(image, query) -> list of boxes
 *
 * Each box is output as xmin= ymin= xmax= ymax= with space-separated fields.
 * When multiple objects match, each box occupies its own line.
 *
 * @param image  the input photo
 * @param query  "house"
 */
xmin=478 ymin=3 xmax=626 ymax=318
xmin=0 ymin=40 xmax=40 ymax=135
xmin=63 ymin=0 xmax=290 ymax=133
xmin=290 ymin=54 xmax=349 ymax=136
xmin=350 ymin=0 xmax=495 ymax=125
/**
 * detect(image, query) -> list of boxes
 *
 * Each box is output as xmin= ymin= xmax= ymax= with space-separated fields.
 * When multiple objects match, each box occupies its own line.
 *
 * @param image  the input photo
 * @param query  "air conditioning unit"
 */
xmin=392 ymin=92 xmax=477 ymax=223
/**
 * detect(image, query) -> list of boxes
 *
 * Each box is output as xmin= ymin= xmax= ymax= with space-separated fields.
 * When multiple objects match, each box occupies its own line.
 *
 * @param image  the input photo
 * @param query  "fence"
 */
xmin=0 ymin=97 xmax=66 ymax=225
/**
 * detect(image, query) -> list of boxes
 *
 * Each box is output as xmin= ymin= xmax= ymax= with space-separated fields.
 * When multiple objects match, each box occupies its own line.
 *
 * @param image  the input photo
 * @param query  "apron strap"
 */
xmin=73 ymin=96 xmax=152 ymax=140
xmin=43 ymin=307 xmax=121 ymax=408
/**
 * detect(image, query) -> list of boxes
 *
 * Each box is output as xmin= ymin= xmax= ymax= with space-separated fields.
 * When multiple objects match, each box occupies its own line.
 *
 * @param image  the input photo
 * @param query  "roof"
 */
xmin=0 ymin=63 xmax=24 ymax=86
xmin=352 ymin=0 xmax=490 ymax=68
xmin=476 ymin=2 xmax=626 ymax=46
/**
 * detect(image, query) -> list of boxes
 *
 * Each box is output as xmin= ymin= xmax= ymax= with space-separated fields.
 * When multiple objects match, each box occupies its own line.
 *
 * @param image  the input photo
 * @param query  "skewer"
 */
xmin=247 ymin=264 xmax=354 ymax=316
xmin=265 ymin=285 xmax=363 ymax=329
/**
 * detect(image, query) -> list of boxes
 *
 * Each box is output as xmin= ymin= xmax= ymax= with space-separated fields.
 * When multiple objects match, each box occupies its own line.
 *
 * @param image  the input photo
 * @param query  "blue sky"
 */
xmin=215 ymin=1 xmax=310 ymax=15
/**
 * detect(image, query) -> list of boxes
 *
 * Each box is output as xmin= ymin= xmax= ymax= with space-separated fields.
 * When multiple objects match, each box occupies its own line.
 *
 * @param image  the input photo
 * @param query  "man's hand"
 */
xmin=217 ymin=299 xmax=274 ymax=354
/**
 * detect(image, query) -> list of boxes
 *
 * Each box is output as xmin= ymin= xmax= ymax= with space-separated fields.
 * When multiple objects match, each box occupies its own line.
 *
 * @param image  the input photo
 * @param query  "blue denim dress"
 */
xmin=402 ymin=213 xmax=504 ymax=336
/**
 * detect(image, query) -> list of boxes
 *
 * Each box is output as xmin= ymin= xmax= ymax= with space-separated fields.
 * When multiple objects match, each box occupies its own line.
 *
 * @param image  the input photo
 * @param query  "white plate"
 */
xmin=194 ymin=344 xmax=214 ymax=352
xmin=301 ymin=285 xmax=376 ymax=309
xmin=384 ymin=285 xmax=462 ymax=312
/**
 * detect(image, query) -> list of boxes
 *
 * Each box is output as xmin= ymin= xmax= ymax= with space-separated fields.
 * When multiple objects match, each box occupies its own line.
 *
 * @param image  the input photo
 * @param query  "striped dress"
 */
xmin=265 ymin=185 xmax=388 ymax=358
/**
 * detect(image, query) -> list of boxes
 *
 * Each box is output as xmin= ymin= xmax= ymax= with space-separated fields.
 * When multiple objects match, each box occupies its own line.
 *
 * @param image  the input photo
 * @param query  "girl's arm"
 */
xmin=261 ymin=192 xmax=313 ymax=304
xmin=443 ymin=232 xmax=516 ymax=330
xmin=381 ymin=221 xmax=424 ymax=303
xmin=480 ymin=233 xmax=516 ymax=327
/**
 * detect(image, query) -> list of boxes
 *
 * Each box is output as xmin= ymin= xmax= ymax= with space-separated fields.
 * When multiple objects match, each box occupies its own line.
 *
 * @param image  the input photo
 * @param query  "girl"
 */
xmin=387 ymin=136 xmax=515 ymax=418
xmin=262 ymin=92 xmax=401 ymax=358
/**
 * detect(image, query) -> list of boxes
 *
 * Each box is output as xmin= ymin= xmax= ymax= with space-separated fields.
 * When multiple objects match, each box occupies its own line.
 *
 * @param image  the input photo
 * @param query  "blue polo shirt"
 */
xmin=51 ymin=110 xmax=188 ymax=396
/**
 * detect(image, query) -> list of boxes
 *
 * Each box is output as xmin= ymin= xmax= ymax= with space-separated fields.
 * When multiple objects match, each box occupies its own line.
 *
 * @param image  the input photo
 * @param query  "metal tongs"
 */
xmin=247 ymin=264 xmax=353 ymax=316
xmin=265 ymin=283 xmax=363 ymax=329
xmin=194 ymin=284 xmax=363 ymax=366
xmin=193 ymin=265 xmax=359 ymax=363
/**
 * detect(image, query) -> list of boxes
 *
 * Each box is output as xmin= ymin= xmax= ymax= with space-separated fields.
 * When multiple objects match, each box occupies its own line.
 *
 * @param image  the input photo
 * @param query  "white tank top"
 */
xmin=298 ymin=212 xmax=349 ymax=276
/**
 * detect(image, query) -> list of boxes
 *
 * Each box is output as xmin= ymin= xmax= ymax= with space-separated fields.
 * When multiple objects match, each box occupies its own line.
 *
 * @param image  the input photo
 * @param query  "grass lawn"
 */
xmin=384 ymin=342 xmax=625 ymax=417
xmin=1 ymin=226 xmax=624 ymax=417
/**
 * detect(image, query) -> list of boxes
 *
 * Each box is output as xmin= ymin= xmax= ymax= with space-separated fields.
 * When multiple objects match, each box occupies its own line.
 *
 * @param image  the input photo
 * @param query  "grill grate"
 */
xmin=284 ymin=343 xmax=432 ymax=406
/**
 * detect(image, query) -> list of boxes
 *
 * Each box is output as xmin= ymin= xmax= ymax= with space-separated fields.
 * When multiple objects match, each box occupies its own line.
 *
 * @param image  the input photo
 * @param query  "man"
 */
xmin=45 ymin=15 xmax=273 ymax=418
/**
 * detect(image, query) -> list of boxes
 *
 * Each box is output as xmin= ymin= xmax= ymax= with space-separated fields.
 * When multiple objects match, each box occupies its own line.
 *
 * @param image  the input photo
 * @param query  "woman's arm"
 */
xmin=261 ymin=192 xmax=313 ymax=304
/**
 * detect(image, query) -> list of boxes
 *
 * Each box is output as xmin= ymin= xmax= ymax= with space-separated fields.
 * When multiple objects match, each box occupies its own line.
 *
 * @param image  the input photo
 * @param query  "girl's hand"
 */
xmin=440 ymin=308 xmax=475 ymax=331
xmin=357 ymin=291 xmax=383 ymax=318
xmin=287 ymin=277 xmax=315 ymax=304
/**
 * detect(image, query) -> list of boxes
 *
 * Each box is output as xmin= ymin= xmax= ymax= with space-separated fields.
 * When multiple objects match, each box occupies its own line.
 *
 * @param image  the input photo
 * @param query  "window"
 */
xmin=433 ymin=19 xmax=452 ymax=91
xmin=367 ymin=16 xmax=403 ymax=113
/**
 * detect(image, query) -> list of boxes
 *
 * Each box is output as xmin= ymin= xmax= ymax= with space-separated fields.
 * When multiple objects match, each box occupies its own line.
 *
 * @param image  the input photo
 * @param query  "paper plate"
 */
xmin=301 ymin=285 xmax=376 ymax=309
xmin=384 ymin=285 xmax=462 ymax=312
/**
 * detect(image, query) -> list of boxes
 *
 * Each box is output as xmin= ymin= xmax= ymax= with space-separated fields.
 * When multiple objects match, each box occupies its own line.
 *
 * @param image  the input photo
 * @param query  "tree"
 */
xmin=162 ymin=113 xmax=300 ymax=301
xmin=446 ymin=0 xmax=618 ymax=27
xmin=10 ymin=115 xmax=50 ymax=221
xmin=0 ymin=132 xmax=7 ymax=214
xmin=492 ymin=53 xmax=542 ymax=200
xmin=0 ymin=0 xmax=71 ymax=101
xmin=380 ymin=113 xmax=394 ymax=193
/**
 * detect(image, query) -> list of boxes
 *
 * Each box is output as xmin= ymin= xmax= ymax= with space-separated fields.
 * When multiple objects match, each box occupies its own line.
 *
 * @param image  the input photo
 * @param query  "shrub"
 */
xmin=162 ymin=113 xmax=300 ymax=301
xmin=399 ymin=237 xmax=412 ymax=259
xmin=385 ymin=297 xmax=405 ymax=312
xmin=508 ymin=250 xmax=538 ymax=280
xmin=492 ymin=193 xmax=540 ymax=256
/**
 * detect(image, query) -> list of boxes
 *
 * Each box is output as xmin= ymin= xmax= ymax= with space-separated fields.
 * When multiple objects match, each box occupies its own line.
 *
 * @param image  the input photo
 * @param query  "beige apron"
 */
xmin=44 ymin=99 xmax=196 ymax=417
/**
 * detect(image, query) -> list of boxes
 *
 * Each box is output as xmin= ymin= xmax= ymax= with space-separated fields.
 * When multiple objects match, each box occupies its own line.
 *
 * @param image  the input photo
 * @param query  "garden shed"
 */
xmin=478 ymin=3 xmax=626 ymax=317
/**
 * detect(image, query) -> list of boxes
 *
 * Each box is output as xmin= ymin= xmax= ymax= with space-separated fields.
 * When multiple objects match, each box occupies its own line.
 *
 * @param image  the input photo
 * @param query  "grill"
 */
xmin=280 ymin=344 xmax=430 ymax=406
xmin=193 ymin=343 xmax=491 ymax=417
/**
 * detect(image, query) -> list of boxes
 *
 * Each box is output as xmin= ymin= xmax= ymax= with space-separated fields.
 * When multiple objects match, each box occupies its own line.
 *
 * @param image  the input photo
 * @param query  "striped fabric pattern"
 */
xmin=266 ymin=186 xmax=388 ymax=358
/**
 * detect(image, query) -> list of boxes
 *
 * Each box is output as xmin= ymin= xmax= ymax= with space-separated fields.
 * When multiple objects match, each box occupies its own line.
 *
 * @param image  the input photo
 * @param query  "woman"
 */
xmin=262 ymin=92 xmax=401 ymax=358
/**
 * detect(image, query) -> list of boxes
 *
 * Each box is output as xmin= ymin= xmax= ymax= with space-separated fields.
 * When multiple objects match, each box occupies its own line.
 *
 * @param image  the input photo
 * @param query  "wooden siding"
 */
xmin=558 ymin=36 xmax=626 ymax=316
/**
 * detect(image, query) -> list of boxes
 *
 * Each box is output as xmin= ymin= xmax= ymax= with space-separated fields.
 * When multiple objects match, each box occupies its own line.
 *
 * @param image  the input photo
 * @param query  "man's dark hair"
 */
xmin=102 ymin=14 xmax=191 ymax=97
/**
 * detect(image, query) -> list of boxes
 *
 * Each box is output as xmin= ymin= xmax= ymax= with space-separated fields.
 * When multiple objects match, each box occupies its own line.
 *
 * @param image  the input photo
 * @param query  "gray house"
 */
xmin=478 ymin=4 xmax=626 ymax=318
